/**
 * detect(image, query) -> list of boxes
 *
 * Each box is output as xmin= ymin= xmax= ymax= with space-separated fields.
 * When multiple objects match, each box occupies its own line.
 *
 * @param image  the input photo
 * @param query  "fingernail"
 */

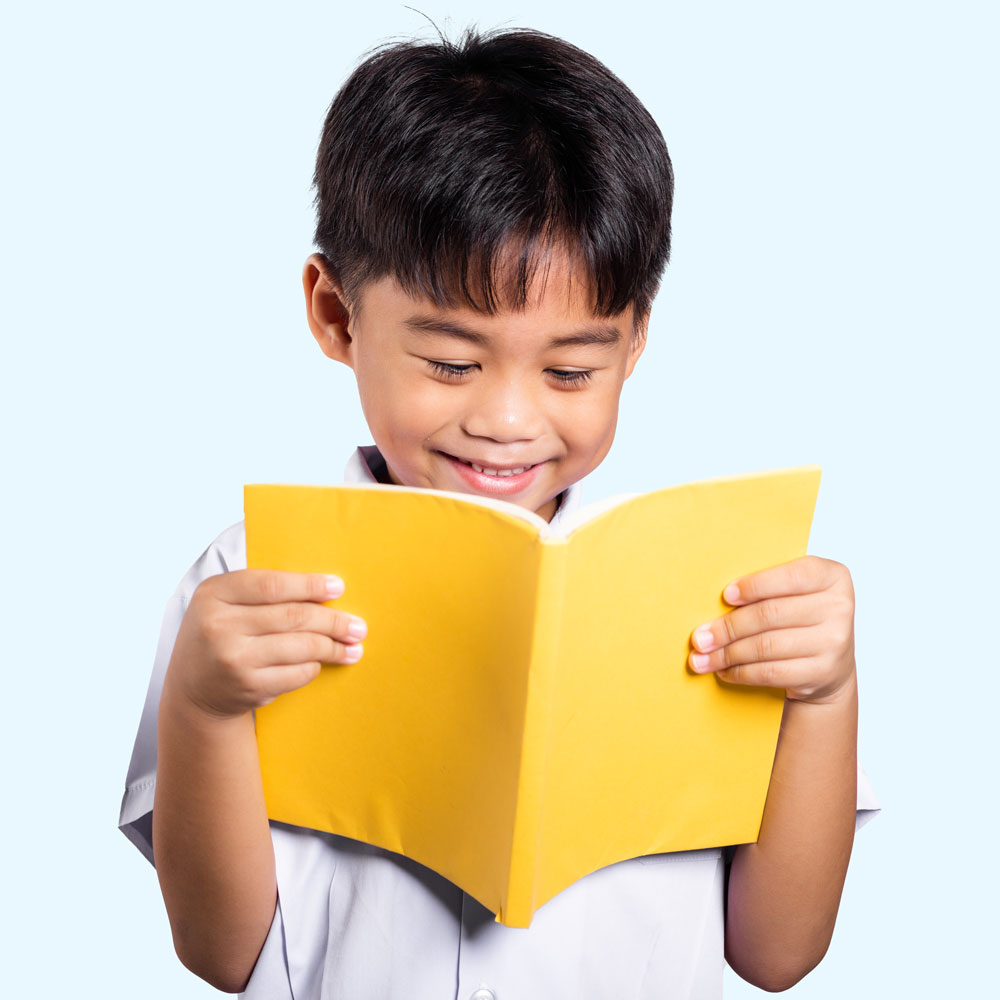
xmin=347 ymin=618 xmax=367 ymax=640
xmin=326 ymin=575 xmax=346 ymax=598
xmin=343 ymin=643 xmax=363 ymax=663
xmin=693 ymin=628 xmax=714 ymax=652
xmin=723 ymin=583 xmax=740 ymax=604
xmin=691 ymin=652 xmax=710 ymax=672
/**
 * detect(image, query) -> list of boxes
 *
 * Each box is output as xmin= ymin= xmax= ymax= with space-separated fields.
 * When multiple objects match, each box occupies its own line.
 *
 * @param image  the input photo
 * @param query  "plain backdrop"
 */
xmin=2 ymin=1 xmax=996 ymax=995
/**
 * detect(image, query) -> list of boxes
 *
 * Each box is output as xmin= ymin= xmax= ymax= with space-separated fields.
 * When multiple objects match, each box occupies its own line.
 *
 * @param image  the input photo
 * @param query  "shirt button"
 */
xmin=469 ymin=989 xmax=496 ymax=1000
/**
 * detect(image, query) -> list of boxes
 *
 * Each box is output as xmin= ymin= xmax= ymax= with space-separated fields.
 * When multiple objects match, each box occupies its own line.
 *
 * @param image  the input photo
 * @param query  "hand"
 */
xmin=687 ymin=555 xmax=856 ymax=705
xmin=165 ymin=569 xmax=367 ymax=719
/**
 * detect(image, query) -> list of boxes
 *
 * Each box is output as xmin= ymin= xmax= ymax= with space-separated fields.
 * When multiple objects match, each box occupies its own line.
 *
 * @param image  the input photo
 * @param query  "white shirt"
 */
xmin=120 ymin=446 xmax=880 ymax=999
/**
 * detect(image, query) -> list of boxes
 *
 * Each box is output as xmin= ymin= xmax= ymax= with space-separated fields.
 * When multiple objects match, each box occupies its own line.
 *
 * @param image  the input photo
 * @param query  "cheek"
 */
xmin=355 ymin=358 xmax=409 ymax=419
xmin=558 ymin=386 xmax=623 ymax=457
xmin=356 ymin=383 xmax=394 ymax=440
xmin=358 ymin=370 xmax=450 ymax=443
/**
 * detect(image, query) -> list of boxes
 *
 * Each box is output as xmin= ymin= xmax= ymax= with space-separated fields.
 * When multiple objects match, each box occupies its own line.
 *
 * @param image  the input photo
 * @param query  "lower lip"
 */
xmin=440 ymin=453 xmax=545 ymax=497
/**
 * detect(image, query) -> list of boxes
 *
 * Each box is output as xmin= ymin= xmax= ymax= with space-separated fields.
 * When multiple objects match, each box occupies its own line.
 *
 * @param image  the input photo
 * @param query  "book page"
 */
xmin=532 ymin=467 xmax=821 ymax=909
xmin=542 ymin=491 xmax=638 ymax=538
xmin=245 ymin=484 xmax=545 ymax=912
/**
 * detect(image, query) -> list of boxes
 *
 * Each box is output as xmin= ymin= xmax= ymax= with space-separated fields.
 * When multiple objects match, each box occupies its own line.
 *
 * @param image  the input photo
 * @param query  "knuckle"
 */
xmin=829 ymin=557 xmax=846 ymax=577
xmin=808 ymin=555 xmax=833 ymax=579
xmin=306 ymin=633 xmax=332 ymax=662
xmin=836 ymin=586 xmax=856 ymax=617
xmin=826 ymin=588 xmax=855 ymax=632
xmin=789 ymin=560 xmax=809 ymax=591
xmin=832 ymin=621 xmax=854 ymax=650
xmin=757 ymin=632 xmax=777 ymax=659
xmin=233 ymin=670 xmax=258 ymax=699
xmin=285 ymin=633 xmax=314 ymax=662
xmin=216 ymin=639 xmax=244 ymax=673
xmin=757 ymin=598 xmax=780 ymax=630
xmin=199 ymin=611 xmax=226 ymax=644
xmin=758 ymin=661 xmax=777 ymax=687
xmin=260 ymin=573 xmax=283 ymax=604
xmin=722 ymin=615 xmax=739 ymax=643
xmin=826 ymin=558 xmax=854 ymax=594
xmin=283 ymin=602 xmax=308 ymax=631
xmin=187 ymin=583 xmax=215 ymax=619
xmin=194 ymin=573 xmax=223 ymax=597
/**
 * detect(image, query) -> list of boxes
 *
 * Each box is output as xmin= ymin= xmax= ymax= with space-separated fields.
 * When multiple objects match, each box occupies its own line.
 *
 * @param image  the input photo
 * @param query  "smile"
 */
xmin=465 ymin=461 xmax=534 ymax=477
xmin=447 ymin=454 xmax=540 ymax=477
xmin=439 ymin=452 xmax=547 ymax=494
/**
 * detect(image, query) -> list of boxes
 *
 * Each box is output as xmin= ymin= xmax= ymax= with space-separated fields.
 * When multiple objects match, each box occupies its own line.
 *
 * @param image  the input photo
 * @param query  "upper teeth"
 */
xmin=469 ymin=462 xmax=530 ymax=477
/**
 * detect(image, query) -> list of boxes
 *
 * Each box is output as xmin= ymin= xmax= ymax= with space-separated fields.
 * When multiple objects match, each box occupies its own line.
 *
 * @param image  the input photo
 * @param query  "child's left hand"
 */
xmin=688 ymin=555 xmax=857 ymax=705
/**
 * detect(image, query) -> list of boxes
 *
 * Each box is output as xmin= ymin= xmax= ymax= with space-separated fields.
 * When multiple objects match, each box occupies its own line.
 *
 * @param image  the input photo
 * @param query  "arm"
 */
xmin=154 ymin=685 xmax=276 ymax=993
xmin=725 ymin=683 xmax=857 ymax=990
xmin=153 ymin=570 xmax=365 ymax=992
xmin=687 ymin=556 xmax=860 ymax=991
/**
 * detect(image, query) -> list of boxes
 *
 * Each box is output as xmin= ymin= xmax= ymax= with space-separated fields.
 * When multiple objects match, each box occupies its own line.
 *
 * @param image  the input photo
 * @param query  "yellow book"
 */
xmin=245 ymin=466 xmax=821 ymax=927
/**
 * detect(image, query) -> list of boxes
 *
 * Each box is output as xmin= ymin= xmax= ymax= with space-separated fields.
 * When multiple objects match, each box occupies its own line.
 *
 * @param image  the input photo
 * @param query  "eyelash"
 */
xmin=426 ymin=361 xmax=595 ymax=387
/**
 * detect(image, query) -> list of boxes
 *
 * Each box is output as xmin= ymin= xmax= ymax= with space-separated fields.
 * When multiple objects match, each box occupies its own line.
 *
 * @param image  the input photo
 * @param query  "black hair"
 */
xmin=312 ymin=26 xmax=673 ymax=329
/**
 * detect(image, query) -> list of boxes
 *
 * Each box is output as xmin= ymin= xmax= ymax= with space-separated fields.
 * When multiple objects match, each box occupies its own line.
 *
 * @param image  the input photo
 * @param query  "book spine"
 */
xmin=501 ymin=539 xmax=568 ymax=928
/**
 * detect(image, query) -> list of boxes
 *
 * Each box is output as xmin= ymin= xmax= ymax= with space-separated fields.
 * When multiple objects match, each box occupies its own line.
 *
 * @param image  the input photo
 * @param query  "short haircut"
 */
xmin=312 ymin=26 xmax=673 ymax=328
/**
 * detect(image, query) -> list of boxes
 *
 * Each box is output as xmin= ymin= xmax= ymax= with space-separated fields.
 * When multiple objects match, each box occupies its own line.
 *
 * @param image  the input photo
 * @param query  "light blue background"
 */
xmin=2 ymin=1 xmax=996 ymax=995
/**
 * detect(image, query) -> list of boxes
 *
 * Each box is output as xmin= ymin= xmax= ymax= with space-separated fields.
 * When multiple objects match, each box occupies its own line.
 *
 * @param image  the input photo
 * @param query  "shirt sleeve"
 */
xmin=855 ymin=760 xmax=880 ymax=831
xmin=117 ymin=520 xmax=247 ymax=864
xmin=241 ymin=895 xmax=295 ymax=999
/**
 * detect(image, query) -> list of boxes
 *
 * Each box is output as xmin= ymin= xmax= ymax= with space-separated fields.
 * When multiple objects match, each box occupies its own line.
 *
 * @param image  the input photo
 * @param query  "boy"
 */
xmin=120 ymin=26 xmax=877 ymax=998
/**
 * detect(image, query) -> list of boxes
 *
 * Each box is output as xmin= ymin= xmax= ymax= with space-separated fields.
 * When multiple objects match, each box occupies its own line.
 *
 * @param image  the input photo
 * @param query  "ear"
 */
xmin=303 ymin=254 xmax=355 ymax=367
xmin=624 ymin=314 xmax=649 ymax=378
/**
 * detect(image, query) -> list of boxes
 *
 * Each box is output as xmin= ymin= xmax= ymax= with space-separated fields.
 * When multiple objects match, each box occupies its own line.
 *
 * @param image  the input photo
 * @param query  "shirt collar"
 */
xmin=343 ymin=445 xmax=583 ymax=528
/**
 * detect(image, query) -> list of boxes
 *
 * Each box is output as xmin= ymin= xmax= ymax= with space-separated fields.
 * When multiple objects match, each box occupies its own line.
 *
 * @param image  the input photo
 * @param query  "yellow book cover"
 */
xmin=244 ymin=465 xmax=821 ymax=927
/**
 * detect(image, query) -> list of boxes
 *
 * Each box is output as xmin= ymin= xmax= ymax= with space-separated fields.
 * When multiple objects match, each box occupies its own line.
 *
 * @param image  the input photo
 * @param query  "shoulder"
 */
xmin=207 ymin=519 xmax=247 ymax=571
xmin=170 ymin=520 xmax=247 ymax=604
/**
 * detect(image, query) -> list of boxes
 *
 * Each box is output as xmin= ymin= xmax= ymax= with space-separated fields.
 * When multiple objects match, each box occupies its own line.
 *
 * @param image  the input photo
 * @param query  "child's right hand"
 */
xmin=165 ymin=570 xmax=365 ymax=719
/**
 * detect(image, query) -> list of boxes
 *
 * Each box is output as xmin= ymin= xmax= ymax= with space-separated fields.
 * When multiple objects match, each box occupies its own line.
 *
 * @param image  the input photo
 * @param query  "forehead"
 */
xmin=354 ymin=243 xmax=636 ymax=343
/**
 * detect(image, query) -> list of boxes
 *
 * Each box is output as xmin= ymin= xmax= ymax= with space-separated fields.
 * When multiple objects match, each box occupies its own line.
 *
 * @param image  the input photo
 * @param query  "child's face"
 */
xmin=305 ymin=248 xmax=645 ymax=521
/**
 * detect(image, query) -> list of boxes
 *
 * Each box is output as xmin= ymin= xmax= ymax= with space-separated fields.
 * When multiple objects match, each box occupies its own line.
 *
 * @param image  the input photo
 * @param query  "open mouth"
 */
xmin=439 ymin=452 xmax=546 ymax=492
xmin=454 ymin=458 xmax=537 ymax=478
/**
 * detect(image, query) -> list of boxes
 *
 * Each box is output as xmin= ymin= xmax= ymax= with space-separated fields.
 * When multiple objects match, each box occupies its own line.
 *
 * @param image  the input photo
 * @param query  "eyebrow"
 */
xmin=402 ymin=316 xmax=623 ymax=350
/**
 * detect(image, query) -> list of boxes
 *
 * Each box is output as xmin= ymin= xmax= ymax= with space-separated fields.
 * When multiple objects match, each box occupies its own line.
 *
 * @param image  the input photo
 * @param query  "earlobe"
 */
xmin=303 ymin=254 xmax=354 ymax=367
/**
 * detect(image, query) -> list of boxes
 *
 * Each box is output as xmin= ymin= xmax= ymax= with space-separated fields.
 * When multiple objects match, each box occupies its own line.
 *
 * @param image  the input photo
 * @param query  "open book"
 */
xmin=245 ymin=465 xmax=821 ymax=927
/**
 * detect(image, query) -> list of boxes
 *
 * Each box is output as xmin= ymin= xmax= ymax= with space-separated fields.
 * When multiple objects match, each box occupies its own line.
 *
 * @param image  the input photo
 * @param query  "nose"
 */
xmin=460 ymin=374 xmax=544 ymax=443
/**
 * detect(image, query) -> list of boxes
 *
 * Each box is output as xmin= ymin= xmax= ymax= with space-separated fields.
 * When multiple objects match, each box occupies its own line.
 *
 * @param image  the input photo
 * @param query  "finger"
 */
xmin=241 ymin=601 xmax=367 ymax=643
xmin=690 ymin=594 xmax=821 ymax=653
xmin=722 ymin=556 xmax=841 ymax=606
xmin=689 ymin=625 xmax=814 ymax=673
xmin=253 ymin=661 xmax=324 ymax=701
xmin=713 ymin=656 xmax=815 ymax=690
xmin=251 ymin=631 xmax=364 ymax=668
xmin=220 ymin=569 xmax=346 ymax=606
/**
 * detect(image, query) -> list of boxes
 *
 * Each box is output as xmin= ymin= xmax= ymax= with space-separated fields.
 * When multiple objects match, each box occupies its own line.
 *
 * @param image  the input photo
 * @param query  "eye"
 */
xmin=427 ymin=360 xmax=477 ymax=380
xmin=548 ymin=368 xmax=595 ymax=387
